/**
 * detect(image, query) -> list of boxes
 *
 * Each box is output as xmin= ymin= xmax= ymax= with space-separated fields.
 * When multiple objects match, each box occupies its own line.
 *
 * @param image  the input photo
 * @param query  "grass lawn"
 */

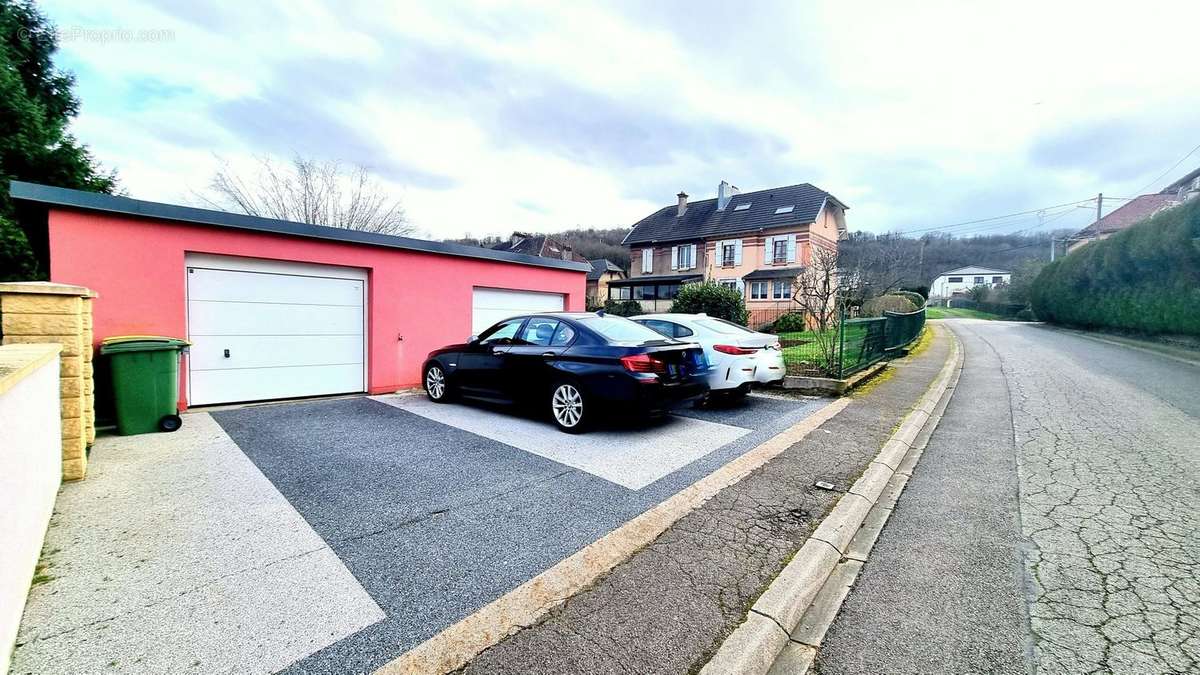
xmin=777 ymin=323 xmax=873 ymax=375
xmin=925 ymin=306 xmax=1002 ymax=320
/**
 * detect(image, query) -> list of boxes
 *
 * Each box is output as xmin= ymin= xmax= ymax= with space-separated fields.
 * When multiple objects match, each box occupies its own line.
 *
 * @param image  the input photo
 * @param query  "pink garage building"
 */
xmin=10 ymin=181 xmax=587 ymax=409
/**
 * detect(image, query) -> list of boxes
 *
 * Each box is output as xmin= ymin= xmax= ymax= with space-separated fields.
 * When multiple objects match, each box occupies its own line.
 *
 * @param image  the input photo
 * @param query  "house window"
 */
xmin=772 ymin=239 xmax=788 ymax=264
xmin=611 ymin=286 xmax=631 ymax=300
xmin=948 ymin=276 xmax=963 ymax=283
xmin=633 ymin=285 xmax=657 ymax=300
xmin=718 ymin=279 xmax=741 ymax=295
xmin=772 ymin=279 xmax=790 ymax=300
xmin=974 ymin=276 xmax=985 ymax=284
xmin=992 ymin=276 xmax=1003 ymax=284
xmin=750 ymin=281 xmax=768 ymax=300
xmin=722 ymin=243 xmax=736 ymax=267
xmin=641 ymin=248 xmax=653 ymax=274
xmin=674 ymin=245 xmax=694 ymax=270
xmin=658 ymin=284 xmax=680 ymax=300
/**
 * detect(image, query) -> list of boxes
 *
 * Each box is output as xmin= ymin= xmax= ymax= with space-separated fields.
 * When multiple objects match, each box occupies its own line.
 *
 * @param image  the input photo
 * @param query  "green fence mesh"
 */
xmin=777 ymin=306 xmax=925 ymax=379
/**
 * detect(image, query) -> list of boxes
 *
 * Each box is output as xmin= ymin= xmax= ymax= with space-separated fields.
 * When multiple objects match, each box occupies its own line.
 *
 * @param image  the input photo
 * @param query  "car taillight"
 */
xmin=713 ymin=344 xmax=758 ymax=355
xmin=621 ymin=353 xmax=668 ymax=374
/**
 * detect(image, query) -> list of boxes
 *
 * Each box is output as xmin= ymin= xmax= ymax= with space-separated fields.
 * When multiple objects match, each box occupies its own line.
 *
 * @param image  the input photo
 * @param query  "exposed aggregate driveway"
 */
xmin=211 ymin=389 xmax=824 ymax=673
xmin=819 ymin=320 xmax=1200 ymax=674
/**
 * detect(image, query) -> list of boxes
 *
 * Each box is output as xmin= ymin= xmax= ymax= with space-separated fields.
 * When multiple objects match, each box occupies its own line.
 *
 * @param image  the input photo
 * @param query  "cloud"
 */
xmin=38 ymin=0 xmax=1200 ymax=240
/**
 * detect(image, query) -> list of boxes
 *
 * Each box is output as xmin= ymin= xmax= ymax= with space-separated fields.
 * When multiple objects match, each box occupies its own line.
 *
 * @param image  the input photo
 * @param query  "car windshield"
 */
xmin=696 ymin=318 xmax=757 ymax=335
xmin=578 ymin=316 xmax=671 ymax=343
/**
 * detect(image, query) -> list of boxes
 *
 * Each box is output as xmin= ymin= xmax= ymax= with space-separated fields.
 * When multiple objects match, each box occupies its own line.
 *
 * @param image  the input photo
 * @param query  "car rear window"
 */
xmin=696 ymin=318 xmax=756 ymax=335
xmin=578 ymin=316 xmax=669 ymax=342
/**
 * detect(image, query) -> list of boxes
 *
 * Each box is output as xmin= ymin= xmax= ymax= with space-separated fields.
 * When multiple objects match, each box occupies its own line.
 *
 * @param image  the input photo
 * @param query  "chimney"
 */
xmin=716 ymin=180 xmax=740 ymax=210
xmin=677 ymin=191 xmax=688 ymax=216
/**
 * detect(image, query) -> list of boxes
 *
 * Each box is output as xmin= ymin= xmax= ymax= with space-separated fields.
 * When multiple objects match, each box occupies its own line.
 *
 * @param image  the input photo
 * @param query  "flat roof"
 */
xmin=9 ymin=181 xmax=590 ymax=273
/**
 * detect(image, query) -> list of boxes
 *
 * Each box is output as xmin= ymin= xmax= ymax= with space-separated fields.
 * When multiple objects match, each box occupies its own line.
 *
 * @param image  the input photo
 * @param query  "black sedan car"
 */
xmin=422 ymin=312 xmax=710 ymax=432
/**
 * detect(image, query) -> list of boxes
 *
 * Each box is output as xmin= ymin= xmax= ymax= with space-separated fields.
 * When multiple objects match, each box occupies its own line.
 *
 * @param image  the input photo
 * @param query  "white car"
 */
xmin=632 ymin=313 xmax=785 ymax=399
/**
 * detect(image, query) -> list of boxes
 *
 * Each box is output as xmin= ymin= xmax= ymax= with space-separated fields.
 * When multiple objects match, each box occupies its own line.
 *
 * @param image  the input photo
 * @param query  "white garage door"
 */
xmin=471 ymin=288 xmax=565 ymax=334
xmin=186 ymin=256 xmax=366 ymax=406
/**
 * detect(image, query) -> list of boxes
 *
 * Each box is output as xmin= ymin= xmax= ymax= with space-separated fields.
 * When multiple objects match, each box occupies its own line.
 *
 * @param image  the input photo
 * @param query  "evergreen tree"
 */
xmin=0 ymin=0 xmax=116 ymax=280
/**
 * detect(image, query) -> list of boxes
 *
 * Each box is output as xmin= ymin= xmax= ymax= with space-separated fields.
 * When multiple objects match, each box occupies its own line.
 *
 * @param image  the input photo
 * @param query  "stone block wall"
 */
xmin=0 ymin=282 xmax=97 ymax=480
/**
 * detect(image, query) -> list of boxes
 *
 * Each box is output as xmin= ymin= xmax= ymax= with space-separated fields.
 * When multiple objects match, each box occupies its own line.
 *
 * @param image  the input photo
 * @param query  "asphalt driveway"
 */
xmin=211 ymin=391 xmax=824 ymax=673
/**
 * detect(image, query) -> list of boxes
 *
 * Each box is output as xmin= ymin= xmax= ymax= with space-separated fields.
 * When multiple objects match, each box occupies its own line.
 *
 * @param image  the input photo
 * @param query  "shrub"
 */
xmin=861 ymin=294 xmax=918 ymax=317
xmin=670 ymin=281 xmax=749 ymax=324
xmin=1014 ymin=308 xmax=1036 ymax=322
xmin=769 ymin=312 xmax=808 ymax=333
xmin=602 ymin=299 xmax=643 ymax=317
xmin=1032 ymin=199 xmax=1200 ymax=336
xmin=891 ymin=290 xmax=927 ymax=308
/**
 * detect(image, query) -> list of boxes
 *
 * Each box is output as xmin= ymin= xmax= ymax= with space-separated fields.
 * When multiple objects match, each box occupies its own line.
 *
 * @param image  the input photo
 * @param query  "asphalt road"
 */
xmin=818 ymin=320 xmax=1200 ymax=674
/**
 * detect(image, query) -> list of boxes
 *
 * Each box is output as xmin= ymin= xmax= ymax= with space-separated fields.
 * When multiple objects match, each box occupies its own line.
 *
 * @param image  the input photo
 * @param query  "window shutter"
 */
xmin=764 ymin=236 xmax=774 ymax=262
xmin=688 ymin=244 xmax=697 ymax=269
xmin=734 ymin=239 xmax=743 ymax=266
xmin=787 ymin=234 xmax=797 ymax=263
xmin=642 ymin=248 xmax=653 ymax=274
xmin=670 ymin=246 xmax=679 ymax=271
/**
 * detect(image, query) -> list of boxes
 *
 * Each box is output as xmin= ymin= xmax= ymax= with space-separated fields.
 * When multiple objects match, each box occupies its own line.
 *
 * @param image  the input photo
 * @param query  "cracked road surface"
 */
xmin=819 ymin=320 xmax=1200 ymax=674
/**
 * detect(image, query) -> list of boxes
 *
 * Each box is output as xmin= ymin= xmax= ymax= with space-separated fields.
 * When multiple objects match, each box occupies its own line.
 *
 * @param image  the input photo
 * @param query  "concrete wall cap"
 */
xmin=0 ymin=281 xmax=97 ymax=298
xmin=0 ymin=343 xmax=62 ymax=396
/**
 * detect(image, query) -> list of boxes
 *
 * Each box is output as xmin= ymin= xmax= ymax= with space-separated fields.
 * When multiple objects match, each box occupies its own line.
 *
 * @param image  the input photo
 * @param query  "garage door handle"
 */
xmin=223 ymin=349 xmax=230 ymax=358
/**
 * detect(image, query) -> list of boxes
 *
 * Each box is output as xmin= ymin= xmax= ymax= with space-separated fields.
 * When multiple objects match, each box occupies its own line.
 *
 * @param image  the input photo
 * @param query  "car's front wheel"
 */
xmin=550 ymin=380 xmax=589 ymax=433
xmin=424 ymin=363 xmax=453 ymax=402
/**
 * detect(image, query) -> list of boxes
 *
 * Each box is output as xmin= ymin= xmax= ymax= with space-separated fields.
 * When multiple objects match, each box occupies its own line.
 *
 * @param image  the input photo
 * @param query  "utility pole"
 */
xmin=1050 ymin=237 xmax=1056 ymax=262
xmin=1097 ymin=192 xmax=1103 ymax=223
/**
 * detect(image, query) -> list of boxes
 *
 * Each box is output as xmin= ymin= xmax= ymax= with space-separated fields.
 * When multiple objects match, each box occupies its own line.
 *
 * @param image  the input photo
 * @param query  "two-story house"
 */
xmin=613 ymin=181 xmax=847 ymax=320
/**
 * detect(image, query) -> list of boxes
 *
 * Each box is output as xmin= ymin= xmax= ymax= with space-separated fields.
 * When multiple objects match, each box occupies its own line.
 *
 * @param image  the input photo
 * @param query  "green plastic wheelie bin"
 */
xmin=100 ymin=336 xmax=190 ymax=435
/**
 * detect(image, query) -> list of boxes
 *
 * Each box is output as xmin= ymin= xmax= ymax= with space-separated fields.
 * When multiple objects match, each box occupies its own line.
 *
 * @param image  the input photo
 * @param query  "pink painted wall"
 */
xmin=47 ymin=209 xmax=584 ymax=408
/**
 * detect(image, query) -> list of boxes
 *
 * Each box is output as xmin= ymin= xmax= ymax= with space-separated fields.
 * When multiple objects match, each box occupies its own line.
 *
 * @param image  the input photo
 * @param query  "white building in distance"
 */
xmin=930 ymin=266 xmax=1011 ymax=299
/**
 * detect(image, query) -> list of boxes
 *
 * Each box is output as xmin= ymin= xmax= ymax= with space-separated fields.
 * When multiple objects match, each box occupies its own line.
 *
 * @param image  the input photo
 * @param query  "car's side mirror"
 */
xmin=468 ymin=335 xmax=479 ymax=345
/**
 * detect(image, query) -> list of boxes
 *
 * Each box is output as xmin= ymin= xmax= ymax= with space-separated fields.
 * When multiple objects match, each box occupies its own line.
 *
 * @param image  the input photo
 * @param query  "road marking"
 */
xmin=372 ymin=396 xmax=850 ymax=675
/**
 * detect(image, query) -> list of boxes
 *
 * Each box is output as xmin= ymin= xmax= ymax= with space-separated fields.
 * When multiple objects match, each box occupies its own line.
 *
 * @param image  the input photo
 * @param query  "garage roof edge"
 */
xmin=9 ymin=181 xmax=591 ymax=273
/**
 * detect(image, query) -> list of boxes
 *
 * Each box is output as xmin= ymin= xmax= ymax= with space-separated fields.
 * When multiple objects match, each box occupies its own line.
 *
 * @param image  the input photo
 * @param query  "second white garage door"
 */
xmin=471 ymin=288 xmax=565 ymax=334
xmin=186 ymin=255 xmax=367 ymax=405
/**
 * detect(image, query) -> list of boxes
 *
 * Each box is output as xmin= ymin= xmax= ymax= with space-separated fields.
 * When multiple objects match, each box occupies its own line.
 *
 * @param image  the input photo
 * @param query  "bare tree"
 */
xmin=196 ymin=155 xmax=412 ymax=236
xmin=791 ymin=246 xmax=843 ymax=375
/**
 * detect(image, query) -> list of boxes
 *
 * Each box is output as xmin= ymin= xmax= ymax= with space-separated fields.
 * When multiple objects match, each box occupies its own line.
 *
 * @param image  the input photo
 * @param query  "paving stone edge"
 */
xmin=700 ymin=325 xmax=965 ymax=675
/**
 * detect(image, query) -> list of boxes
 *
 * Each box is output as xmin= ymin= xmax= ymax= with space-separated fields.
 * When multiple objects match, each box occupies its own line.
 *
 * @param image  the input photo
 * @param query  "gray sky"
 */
xmin=44 ymin=0 xmax=1200 ymax=239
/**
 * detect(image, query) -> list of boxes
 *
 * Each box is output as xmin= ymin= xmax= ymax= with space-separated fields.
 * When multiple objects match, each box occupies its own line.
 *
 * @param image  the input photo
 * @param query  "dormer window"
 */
xmin=774 ymin=205 xmax=794 ymax=215
xmin=733 ymin=203 xmax=751 ymax=211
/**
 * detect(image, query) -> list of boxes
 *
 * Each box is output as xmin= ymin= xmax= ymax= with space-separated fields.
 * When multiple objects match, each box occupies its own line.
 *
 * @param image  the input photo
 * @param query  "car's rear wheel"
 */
xmin=550 ymin=381 xmax=589 ymax=433
xmin=424 ymin=364 xmax=452 ymax=402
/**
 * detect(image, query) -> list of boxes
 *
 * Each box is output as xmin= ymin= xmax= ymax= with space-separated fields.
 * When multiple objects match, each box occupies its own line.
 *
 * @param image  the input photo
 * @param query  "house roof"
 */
xmin=490 ymin=232 xmax=584 ymax=262
xmin=608 ymin=272 xmax=702 ymax=287
xmin=936 ymin=266 xmax=1011 ymax=277
xmin=9 ymin=182 xmax=591 ymax=273
xmin=1073 ymin=193 xmax=1179 ymax=239
xmin=586 ymin=258 xmax=624 ymax=281
xmin=1160 ymin=165 xmax=1200 ymax=195
xmin=743 ymin=266 xmax=805 ymax=280
xmin=622 ymin=183 xmax=846 ymax=246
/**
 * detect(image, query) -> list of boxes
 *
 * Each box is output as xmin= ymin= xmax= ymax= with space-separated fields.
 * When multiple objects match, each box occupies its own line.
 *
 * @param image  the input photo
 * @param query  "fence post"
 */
xmin=836 ymin=304 xmax=846 ymax=379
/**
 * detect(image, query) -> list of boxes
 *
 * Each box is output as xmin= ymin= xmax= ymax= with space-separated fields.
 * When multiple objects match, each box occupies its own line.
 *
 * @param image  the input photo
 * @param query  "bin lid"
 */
xmin=100 ymin=335 xmax=191 ymax=354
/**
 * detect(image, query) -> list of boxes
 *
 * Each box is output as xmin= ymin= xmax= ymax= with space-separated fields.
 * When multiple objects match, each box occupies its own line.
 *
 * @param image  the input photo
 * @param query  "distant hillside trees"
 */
xmin=447 ymin=227 xmax=1061 ymax=288
xmin=1032 ymin=200 xmax=1200 ymax=336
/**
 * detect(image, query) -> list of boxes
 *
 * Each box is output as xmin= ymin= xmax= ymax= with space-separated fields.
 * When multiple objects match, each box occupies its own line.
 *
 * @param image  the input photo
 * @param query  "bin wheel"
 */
xmin=159 ymin=414 xmax=183 ymax=432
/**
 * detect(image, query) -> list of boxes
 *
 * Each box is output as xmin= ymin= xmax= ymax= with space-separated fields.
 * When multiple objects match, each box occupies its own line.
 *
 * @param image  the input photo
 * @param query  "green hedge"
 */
xmin=670 ymin=281 xmax=749 ymax=324
xmin=1031 ymin=199 xmax=1200 ymax=335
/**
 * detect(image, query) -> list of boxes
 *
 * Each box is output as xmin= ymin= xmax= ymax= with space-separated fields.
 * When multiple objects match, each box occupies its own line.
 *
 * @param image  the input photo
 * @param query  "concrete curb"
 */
xmin=701 ymin=325 xmax=965 ymax=675
xmin=374 ymin=397 xmax=852 ymax=675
